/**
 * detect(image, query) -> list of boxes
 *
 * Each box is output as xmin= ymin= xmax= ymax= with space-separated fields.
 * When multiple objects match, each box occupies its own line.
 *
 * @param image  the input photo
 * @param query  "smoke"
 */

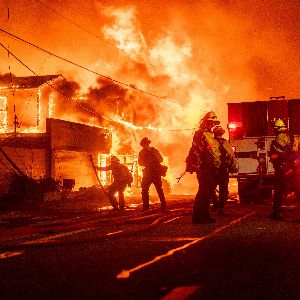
xmin=53 ymin=78 xmax=80 ymax=98
xmin=94 ymin=1 xmax=299 ymax=191
xmin=0 ymin=72 xmax=16 ymax=84
xmin=0 ymin=0 xmax=299 ymax=192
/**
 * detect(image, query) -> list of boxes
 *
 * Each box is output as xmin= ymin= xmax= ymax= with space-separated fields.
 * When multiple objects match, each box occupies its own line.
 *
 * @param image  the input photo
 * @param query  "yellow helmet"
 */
xmin=273 ymin=119 xmax=287 ymax=131
xmin=202 ymin=111 xmax=220 ymax=124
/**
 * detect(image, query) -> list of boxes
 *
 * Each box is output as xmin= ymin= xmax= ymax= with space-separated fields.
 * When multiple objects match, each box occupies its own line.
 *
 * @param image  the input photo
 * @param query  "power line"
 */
xmin=0 ymin=28 xmax=190 ymax=108
xmin=0 ymin=43 xmax=131 ymax=125
xmin=33 ymin=0 xmax=117 ymax=49
xmin=0 ymin=42 xmax=198 ymax=132
xmin=32 ymin=0 xmax=167 ymax=75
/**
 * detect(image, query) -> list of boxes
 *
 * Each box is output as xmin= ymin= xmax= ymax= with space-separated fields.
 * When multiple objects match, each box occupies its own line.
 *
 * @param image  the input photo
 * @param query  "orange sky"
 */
xmin=0 ymin=0 xmax=299 ymax=190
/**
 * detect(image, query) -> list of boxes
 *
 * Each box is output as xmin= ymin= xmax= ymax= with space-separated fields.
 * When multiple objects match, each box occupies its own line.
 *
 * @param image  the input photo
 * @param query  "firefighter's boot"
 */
xmin=217 ymin=207 xmax=225 ymax=216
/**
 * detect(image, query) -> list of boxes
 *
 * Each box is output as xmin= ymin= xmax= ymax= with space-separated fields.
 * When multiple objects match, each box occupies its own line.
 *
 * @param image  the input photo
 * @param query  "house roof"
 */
xmin=0 ymin=75 xmax=62 ymax=89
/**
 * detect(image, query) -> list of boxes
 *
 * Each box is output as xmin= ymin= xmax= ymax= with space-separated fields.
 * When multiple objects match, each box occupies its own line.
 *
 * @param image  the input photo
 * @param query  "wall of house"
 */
xmin=47 ymin=118 xmax=111 ymax=190
xmin=46 ymin=118 xmax=111 ymax=152
xmin=52 ymin=150 xmax=98 ymax=190
xmin=0 ymin=118 xmax=111 ymax=195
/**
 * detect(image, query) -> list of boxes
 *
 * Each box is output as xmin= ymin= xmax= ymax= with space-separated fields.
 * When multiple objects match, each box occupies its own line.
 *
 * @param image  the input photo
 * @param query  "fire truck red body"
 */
xmin=227 ymin=97 xmax=300 ymax=204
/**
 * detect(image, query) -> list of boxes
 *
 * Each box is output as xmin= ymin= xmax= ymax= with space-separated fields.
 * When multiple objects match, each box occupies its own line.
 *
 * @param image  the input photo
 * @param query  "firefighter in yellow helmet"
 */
xmin=212 ymin=125 xmax=238 ymax=216
xmin=189 ymin=111 xmax=221 ymax=224
xmin=270 ymin=119 xmax=300 ymax=220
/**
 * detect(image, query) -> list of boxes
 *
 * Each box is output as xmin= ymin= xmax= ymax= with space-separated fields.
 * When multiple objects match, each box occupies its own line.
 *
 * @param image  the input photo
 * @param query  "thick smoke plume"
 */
xmin=0 ymin=0 xmax=299 ymax=192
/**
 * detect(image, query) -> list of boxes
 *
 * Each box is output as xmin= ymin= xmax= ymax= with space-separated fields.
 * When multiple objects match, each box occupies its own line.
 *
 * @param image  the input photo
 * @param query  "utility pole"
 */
xmin=13 ymin=105 xmax=20 ymax=137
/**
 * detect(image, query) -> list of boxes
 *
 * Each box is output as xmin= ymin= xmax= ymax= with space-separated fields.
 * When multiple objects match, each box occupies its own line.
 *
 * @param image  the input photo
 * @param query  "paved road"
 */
xmin=1 ymin=198 xmax=300 ymax=299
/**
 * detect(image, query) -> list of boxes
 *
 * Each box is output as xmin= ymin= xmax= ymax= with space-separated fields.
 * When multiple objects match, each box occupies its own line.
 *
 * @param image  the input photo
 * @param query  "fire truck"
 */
xmin=227 ymin=96 xmax=300 ymax=204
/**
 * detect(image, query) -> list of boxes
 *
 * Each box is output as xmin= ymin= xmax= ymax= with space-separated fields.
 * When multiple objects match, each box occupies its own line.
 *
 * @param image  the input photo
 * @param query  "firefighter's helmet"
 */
xmin=202 ymin=111 xmax=220 ymax=124
xmin=273 ymin=119 xmax=287 ymax=131
xmin=213 ymin=125 xmax=225 ymax=136
xmin=110 ymin=156 xmax=120 ymax=163
xmin=140 ymin=137 xmax=151 ymax=147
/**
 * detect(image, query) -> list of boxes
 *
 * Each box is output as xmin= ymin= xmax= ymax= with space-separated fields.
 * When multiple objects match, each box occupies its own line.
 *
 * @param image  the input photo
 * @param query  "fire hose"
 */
xmin=0 ymin=208 xmax=192 ymax=250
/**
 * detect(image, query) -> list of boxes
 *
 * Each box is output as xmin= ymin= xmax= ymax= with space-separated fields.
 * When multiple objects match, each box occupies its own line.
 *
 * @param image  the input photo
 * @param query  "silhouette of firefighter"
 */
xmin=138 ymin=137 xmax=167 ymax=212
xmin=212 ymin=125 xmax=238 ymax=216
xmin=96 ymin=156 xmax=133 ymax=211
xmin=270 ymin=119 xmax=300 ymax=220
xmin=186 ymin=111 xmax=221 ymax=224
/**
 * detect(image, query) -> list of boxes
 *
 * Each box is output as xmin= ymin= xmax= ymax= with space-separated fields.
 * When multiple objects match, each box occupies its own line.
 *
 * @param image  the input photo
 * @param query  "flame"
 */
xmin=113 ymin=118 xmax=143 ymax=130
xmin=48 ymin=92 xmax=55 ymax=118
xmin=162 ymin=156 xmax=173 ymax=188
xmin=98 ymin=154 xmax=109 ymax=184
xmin=111 ymin=131 xmax=120 ymax=154
xmin=1 ymin=1 xmax=298 ymax=194
xmin=103 ymin=6 xmax=147 ymax=59
xmin=0 ymin=96 xmax=8 ymax=131
xmin=149 ymin=36 xmax=193 ymax=85
xmin=112 ymin=118 xmax=163 ymax=132
xmin=19 ymin=126 xmax=42 ymax=133
xmin=37 ymin=87 xmax=42 ymax=127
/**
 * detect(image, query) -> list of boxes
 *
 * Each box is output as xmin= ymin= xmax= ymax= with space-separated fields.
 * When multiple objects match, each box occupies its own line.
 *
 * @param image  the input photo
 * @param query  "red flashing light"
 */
xmin=228 ymin=123 xmax=237 ymax=130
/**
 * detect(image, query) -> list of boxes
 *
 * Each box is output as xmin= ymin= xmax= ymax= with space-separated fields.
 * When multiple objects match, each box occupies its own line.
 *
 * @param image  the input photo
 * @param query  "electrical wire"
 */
xmin=0 ymin=41 xmax=108 ymax=119
xmin=33 ymin=0 xmax=117 ymax=49
xmin=32 ymin=0 xmax=170 ymax=76
xmin=0 ymin=42 xmax=198 ymax=132
xmin=0 ymin=28 xmax=190 ymax=109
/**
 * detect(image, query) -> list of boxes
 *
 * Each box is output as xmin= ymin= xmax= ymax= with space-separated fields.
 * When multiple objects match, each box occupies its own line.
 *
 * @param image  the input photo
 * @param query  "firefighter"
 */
xmin=213 ymin=125 xmax=238 ymax=216
xmin=96 ymin=156 xmax=132 ymax=211
xmin=190 ymin=111 xmax=221 ymax=224
xmin=138 ymin=137 xmax=166 ymax=212
xmin=270 ymin=119 xmax=299 ymax=220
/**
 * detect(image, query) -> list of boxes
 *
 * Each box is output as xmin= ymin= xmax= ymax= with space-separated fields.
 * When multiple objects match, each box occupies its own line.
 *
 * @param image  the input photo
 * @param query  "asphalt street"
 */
xmin=1 ymin=197 xmax=300 ymax=300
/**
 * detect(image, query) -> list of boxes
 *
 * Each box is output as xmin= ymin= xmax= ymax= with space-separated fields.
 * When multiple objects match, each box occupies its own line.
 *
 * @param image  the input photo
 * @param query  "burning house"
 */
xmin=0 ymin=74 xmax=169 ymax=199
xmin=0 ymin=74 xmax=63 ymax=132
xmin=0 ymin=73 xmax=172 ymax=204
xmin=0 ymin=75 xmax=112 ymax=197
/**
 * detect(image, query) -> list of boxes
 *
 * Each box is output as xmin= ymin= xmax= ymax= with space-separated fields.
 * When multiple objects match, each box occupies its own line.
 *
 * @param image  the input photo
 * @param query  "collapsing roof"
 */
xmin=0 ymin=75 xmax=62 ymax=89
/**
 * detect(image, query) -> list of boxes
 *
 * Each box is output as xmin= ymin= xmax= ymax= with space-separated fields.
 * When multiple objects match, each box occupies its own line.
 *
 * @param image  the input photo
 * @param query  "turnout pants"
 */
xmin=141 ymin=173 xmax=166 ymax=211
xmin=193 ymin=167 xmax=218 ymax=223
xmin=108 ymin=181 xmax=127 ymax=209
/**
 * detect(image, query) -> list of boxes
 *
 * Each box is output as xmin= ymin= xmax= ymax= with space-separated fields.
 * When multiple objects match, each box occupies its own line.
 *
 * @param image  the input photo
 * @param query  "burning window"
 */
xmin=97 ymin=154 xmax=141 ymax=187
xmin=0 ymin=96 xmax=8 ymax=130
